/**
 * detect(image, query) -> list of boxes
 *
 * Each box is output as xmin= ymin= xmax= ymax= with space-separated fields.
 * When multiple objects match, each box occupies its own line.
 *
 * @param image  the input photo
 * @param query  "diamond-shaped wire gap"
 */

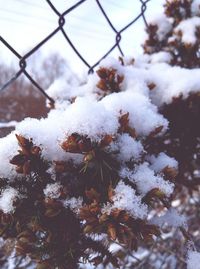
xmin=45 ymin=0 xmax=85 ymax=15
xmin=107 ymin=0 xmax=151 ymax=57
xmin=61 ymin=1 xmax=115 ymax=71
xmin=0 ymin=71 xmax=49 ymax=122
xmin=0 ymin=0 xmax=57 ymax=55
xmin=0 ymin=36 xmax=54 ymax=104
xmin=0 ymin=45 xmax=20 ymax=90
xmin=0 ymin=43 xmax=49 ymax=126
xmin=46 ymin=0 xmax=92 ymax=70
xmin=118 ymin=0 xmax=150 ymax=55
xmin=47 ymin=0 xmax=120 ymax=71
xmin=95 ymin=0 xmax=124 ymax=56
xmin=118 ymin=0 xmax=150 ymax=36
xmin=0 ymin=36 xmax=24 ymax=91
xmin=97 ymin=0 xmax=144 ymax=33
xmin=95 ymin=0 xmax=150 ymax=52
xmin=112 ymin=0 xmax=151 ymax=57
xmin=23 ymin=34 xmax=79 ymax=91
xmin=118 ymin=19 xmax=146 ymax=56
xmin=58 ymin=0 xmax=123 ymax=72
xmin=89 ymin=0 xmax=150 ymax=71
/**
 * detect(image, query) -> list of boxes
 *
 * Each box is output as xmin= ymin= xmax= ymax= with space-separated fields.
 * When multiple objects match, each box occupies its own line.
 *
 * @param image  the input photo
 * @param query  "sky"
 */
xmin=0 ymin=0 xmax=165 ymax=73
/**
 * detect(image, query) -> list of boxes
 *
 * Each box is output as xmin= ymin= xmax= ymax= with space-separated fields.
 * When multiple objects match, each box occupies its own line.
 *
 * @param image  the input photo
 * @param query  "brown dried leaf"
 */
xmin=148 ymin=82 xmax=156 ymax=91
xmin=85 ymin=188 xmax=100 ymax=202
xmin=163 ymin=166 xmax=178 ymax=178
xmin=107 ymin=223 xmax=117 ymax=240
xmin=100 ymin=135 xmax=113 ymax=148
xmin=149 ymin=126 xmax=163 ymax=137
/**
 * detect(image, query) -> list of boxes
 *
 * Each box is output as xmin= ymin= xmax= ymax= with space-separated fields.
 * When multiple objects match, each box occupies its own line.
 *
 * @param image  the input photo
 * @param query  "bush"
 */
xmin=0 ymin=1 xmax=200 ymax=268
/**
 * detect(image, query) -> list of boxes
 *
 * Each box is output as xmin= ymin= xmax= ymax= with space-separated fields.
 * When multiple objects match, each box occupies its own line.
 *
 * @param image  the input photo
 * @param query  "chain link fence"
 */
xmin=0 ymin=0 xmax=150 ymax=105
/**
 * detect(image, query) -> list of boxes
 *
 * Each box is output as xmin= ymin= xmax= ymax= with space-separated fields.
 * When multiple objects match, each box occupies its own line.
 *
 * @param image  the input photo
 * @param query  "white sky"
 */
xmin=0 ymin=0 xmax=164 ymax=73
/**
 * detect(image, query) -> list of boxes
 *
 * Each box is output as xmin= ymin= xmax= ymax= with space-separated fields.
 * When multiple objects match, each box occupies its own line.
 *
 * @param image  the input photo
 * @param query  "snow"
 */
xmin=187 ymin=251 xmax=200 ymax=269
xmin=98 ymin=58 xmax=124 ymax=75
xmin=63 ymin=197 xmax=83 ymax=213
xmin=149 ymin=52 xmax=172 ymax=64
xmin=44 ymin=183 xmax=62 ymax=199
xmin=192 ymin=0 xmax=200 ymax=16
xmin=0 ymin=121 xmax=18 ymax=128
xmin=0 ymin=187 xmax=20 ymax=213
xmin=149 ymin=153 xmax=178 ymax=173
xmin=19 ymin=97 xmax=118 ymax=139
xmin=175 ymin=17 xmax=200 ymax=44
xmin=0 ymin=57 xmax=180 ymax=225
xmin=98 ymin=58 xmax=200 ymax=107
xmin=120 ymin=162 xmax=174 ymax=197
xmin=101 ymin=91 xmax=168 ymax=136
xmin=102 ymin=181 xmax=148 ymax=219
xmin=39 ymin=55 xmax=200 ymax=111
xmin=47 ymin=53 xmax=200 ymax=110
xmin=15 ymin=116 xmax=68 ymax=162
xmin=46 ymin=73 xmax=97 ymax=103
xmin=116 ymin=134 xmax=144 ymax=162
xmin=57 ymin=97 xmax=119 ymax=140
xmin=150 ymin=208 xmax=187 ymax=228
xmin=0 ymin=58 xmax=176 ymax=179
xmin=15 ymin=97 xmax=119 ymax=162
xmin=0 ymin=133 xmax=19 ymax=178
xmin=149 ymin=14 xmax=173 ymax=41
xmin=0 ymin=57 xmax=199 ymax=183
xmin=0 ymin=56 xmax=194 ymax=255
xmin=140 ymin=3 xmax=200 ymax=104
xmin=133 ymin=163 xmax=174 ymax=196
xmin=142 ymin=62 xmax=200 ymax=106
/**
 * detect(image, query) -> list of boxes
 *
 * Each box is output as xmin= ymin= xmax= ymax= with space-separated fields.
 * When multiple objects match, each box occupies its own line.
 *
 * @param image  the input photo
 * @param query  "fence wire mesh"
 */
xmin=0 ymin=0 xmax=150 ymax=105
